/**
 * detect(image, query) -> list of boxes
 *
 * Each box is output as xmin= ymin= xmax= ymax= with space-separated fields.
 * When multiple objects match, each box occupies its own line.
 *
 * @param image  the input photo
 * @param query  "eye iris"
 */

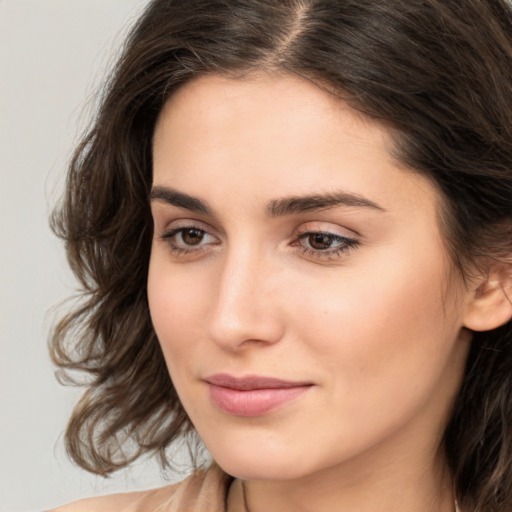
xmin=182 ymin=228 xmax=204 ymax=245
xmin=308 ymin=233 xmax=334 ymax=250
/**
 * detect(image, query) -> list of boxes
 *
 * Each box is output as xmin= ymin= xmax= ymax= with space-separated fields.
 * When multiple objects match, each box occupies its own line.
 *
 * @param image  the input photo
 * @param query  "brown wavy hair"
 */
xmin=51 ymin=0 xmax=512 ymax=510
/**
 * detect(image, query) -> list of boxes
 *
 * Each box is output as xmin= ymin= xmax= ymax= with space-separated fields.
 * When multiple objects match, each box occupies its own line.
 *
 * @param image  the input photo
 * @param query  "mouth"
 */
xmin=204 ymin=373 xmax=313 ymax=417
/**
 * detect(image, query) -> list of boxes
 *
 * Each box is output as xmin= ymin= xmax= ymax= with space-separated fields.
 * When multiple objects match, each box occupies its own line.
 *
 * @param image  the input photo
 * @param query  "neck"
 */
xmin=242 ymin=435 xmax=455 ymax=512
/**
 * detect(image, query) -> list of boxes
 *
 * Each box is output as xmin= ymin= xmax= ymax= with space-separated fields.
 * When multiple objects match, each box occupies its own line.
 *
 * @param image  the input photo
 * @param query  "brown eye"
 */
xmin=307 ymin=233 xmax=337 ymax=250
xmin=296 ymin=231 xmax=359 ymax=258
xmin=160 ymin=225 xmax=218 ymax=254
xmin=181 ymin=228 xmax=205 ymax=245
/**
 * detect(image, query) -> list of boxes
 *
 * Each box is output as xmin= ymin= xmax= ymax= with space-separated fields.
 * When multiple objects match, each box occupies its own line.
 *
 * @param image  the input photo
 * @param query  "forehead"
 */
xmin=152 ymin=72 xmax=438 ymax=217
xmin=154 ymin=72 xmax=389 ymax=153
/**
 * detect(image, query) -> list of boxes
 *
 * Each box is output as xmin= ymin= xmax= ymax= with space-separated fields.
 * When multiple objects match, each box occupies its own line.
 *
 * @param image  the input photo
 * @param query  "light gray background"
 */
xmin=0 ymin=1 xmax=191 ymax=511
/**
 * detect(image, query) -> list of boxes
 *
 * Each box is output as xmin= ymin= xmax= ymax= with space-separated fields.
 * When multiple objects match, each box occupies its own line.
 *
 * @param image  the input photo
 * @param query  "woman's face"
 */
xmin=148 ymin=73 xmax=472 ymax=481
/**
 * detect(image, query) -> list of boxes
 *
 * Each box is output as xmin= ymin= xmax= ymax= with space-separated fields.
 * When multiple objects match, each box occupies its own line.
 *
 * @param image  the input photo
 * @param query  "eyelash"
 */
xmin=158 ymin=226 xmax=359 ymax=260
xmin=293 ymin=231 xmax=359 ymax=260
xmin=159 ymin=225 xmax=218 ymax=256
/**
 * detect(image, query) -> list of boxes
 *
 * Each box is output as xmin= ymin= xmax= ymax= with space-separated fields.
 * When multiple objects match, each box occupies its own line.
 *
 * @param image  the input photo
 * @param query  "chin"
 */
xmin=203 ymin=433 xmax=315 ymax=481
xmin=214 ymin=454 xmax=307 ymax=481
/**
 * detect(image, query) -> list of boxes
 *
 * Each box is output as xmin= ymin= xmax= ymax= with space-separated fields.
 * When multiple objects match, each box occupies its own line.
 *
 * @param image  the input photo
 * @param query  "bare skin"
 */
xmin=148 ymin=73 xmax=483 ymax=512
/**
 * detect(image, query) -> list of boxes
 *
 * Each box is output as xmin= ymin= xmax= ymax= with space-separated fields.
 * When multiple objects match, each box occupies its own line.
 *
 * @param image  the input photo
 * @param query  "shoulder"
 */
xmin=48 ymin=483 xmax=184 ymax=512
xmin=48 ymin=463 xmax=233 ymax=512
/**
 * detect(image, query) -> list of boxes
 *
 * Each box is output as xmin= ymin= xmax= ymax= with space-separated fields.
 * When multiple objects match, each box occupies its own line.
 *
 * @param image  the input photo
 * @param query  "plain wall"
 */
xmin=0 ymin=2 xmax=190 ymax=510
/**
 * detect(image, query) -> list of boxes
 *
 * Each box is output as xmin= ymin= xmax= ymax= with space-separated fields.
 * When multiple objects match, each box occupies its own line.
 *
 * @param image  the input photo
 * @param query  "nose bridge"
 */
xmin=206 ymin=240 xmax=283 ymax=349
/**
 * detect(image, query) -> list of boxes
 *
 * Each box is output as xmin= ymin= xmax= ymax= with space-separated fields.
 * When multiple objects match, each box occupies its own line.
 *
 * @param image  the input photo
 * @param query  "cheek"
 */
xmin=147 ymin=253 xmax=214 ymax=367
xmin=287 ymin=247 xmax=461 ymax=412
xmin=312 ymin=237 xmax=452 ymax=342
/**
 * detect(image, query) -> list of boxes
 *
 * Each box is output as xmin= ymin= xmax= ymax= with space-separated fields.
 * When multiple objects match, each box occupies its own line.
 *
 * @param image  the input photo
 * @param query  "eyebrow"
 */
xmin=150 ymin=186 xmax=214 ymax=215
xmin=266 ymin=192 xmax=385 ymax=216
xmin=150 ymin=186 xmax=385 ymax=217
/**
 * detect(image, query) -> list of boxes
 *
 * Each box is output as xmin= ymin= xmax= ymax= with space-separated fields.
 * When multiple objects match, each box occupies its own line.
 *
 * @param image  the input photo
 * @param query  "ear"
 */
xmin=463 ymin=266 xmax=512 ymax=332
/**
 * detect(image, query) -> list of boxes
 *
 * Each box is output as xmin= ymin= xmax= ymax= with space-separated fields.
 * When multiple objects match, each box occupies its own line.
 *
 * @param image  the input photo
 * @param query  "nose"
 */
xmin=206 ymin=245 xmax=285 ymax=351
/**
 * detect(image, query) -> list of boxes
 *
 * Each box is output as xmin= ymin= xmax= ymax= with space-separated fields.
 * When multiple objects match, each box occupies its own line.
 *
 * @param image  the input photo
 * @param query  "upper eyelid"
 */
xmin=295 ymin=231 xmax=359 ymax=248
xmin=161 ymin=225 xmax=218 ymax=242
xmin=297 ymin=231 xmax=355 ymax=241
xmin=158 ymin=218 xmax=217 ymax=234
xmin=294 ymin=222 xmax=360 ymax=239
xmin=167 ymin=227 xmax=216 ymax=241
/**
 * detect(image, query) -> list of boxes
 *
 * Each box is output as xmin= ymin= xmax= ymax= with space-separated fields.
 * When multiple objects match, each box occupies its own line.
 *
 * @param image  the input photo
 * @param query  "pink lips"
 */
xmin=204 ymin=374 xmax=312 ymax=417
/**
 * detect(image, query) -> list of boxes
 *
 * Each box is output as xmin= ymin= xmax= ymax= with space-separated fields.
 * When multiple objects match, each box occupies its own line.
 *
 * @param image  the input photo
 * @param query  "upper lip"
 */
xmin=204 ymin=373 xmax=313 ymax=390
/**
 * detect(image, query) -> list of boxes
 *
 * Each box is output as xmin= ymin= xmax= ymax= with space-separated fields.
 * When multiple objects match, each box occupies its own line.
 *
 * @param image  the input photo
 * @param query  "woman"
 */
xmin=50 ymin=0 xmax=512 ymax=511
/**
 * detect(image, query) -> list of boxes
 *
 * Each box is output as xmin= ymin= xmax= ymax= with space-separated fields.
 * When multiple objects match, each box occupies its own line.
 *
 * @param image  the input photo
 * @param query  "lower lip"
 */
xmin=207 ymin=384 xmax=311 ymax=417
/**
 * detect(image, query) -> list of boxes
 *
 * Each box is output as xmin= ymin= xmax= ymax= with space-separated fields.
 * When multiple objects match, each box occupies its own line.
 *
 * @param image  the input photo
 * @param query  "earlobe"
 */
xmin=463 ymin=268 xmax=512 ymax=332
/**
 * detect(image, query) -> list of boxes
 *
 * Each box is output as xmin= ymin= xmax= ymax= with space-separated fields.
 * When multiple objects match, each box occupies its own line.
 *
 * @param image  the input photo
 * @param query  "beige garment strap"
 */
xmin=152 ymin=463 xmax=233 ymax=512
xmin=226 ymin=479 xmax=247 ymax=512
